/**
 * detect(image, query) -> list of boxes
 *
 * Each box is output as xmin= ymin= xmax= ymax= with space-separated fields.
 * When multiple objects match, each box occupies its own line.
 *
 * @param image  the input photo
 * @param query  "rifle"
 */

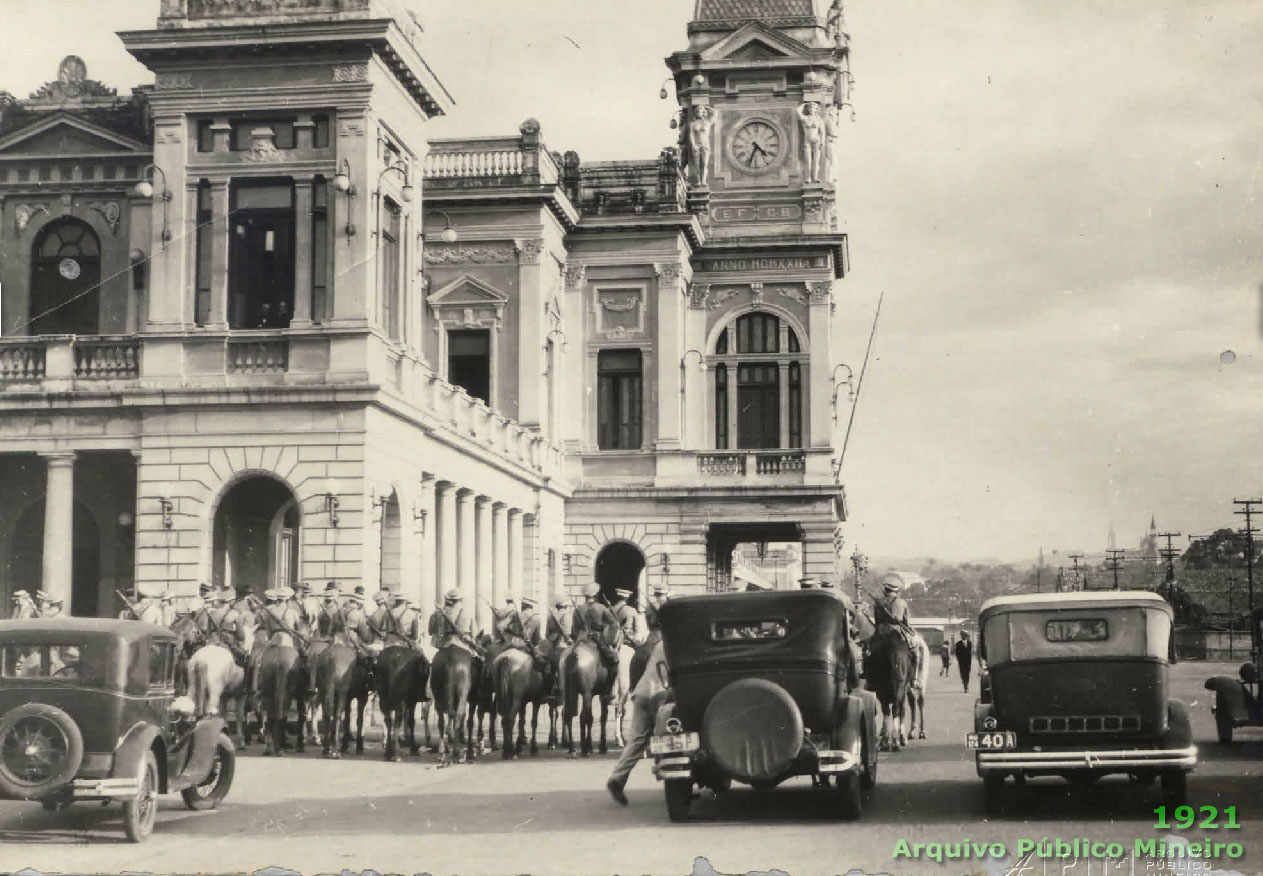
xmin=547 ymin=608 xmax=574 ymax=646
xmin=437 ymin=606 xmax=483 ymax=656
xmin=258 ymin=602 xmax=311 ymax=647
xmin=116 ymin=589 xmax=143 ymax=621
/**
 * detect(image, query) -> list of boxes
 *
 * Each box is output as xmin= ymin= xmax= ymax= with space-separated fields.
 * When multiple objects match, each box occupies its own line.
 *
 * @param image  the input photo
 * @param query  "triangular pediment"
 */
xmin=700 ymin=22 xmax=813 ymax=63
xmin=428 ymin=274 xmax=510 ymax=308
xmin=0 ymin=112 xmax=148 ymax=156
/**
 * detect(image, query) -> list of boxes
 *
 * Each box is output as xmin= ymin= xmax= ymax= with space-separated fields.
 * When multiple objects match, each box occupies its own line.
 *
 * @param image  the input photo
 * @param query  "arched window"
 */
xmin=712 ymin=312 xmax=806 ymax=450
xmin=29 ymin=219 xmax=100 ymax=335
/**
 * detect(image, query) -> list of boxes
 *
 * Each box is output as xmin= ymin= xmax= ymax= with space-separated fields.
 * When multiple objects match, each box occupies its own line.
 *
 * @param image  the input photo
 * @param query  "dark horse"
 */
xmin=865 ymin=626 xmax=912 ymax=751
xmin=256 ymin=635 xmax=310 ymax=757
xmin=563 ymin=641 xmax=614 ymax=757
xmin=491 ymin=647 xmax=555 ymax=759
xmin=430 ymin=644 xmax=477 ymax=765
xmin=313 ymin=644 xmax=374 ymax=758
xmin=373 ymin=645 xmax=430 ymax=761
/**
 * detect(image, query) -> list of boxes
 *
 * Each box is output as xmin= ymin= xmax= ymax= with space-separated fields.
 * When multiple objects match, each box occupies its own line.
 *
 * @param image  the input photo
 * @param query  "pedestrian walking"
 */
xmin=938 ymin=639 xmax=951 ymax=676
xmin=606 ymin=637 xmax=670 ymax=805
xmin=954 ymin=630 xmax=973 ymax=692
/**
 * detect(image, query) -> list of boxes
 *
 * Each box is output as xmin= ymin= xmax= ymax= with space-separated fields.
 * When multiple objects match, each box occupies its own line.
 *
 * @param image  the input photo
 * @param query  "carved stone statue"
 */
xmin=797 ymin=102 xmax=825 ymax=184
xmin=822 ymin=104 xmax=839 ymax=183
xmin=688 ymin=106 xmax=715 ymax=186
xmin=827 ymin=0 xmax=850 ymax=50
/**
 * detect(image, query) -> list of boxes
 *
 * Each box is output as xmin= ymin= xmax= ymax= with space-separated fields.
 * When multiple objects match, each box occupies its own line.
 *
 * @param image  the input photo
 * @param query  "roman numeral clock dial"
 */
xmin=731 ymin=119 xmax=782 ymax=172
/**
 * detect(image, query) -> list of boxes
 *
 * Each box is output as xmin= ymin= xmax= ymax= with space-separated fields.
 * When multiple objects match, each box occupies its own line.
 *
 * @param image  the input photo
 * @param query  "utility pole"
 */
xmin=1228 ymin=574 xmax=1235 ymax=660
xmin=1057 ymin=566 xmax=1065 ymax=593
xmin=1069 ymin=554 xmax=1083 ymax=592
xmin=1233 ymin=498 xmax=1259 ymax=622
xmin=1105 ymin=549 xmax=1127 ymax=591
xmin=1157 ymin=531 xmax=1182 ymax=595
xmin=850 ymin=548 xmax=868 ymax=602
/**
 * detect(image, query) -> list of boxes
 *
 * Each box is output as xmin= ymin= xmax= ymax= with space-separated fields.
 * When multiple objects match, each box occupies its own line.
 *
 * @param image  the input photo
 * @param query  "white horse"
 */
xmin=905 ymin=633 xmax=930 ymax=740
xmin=188 ymin=643 xmax=248 ymax=748
xmin=611 ymin=642 xmax=636 ymax=748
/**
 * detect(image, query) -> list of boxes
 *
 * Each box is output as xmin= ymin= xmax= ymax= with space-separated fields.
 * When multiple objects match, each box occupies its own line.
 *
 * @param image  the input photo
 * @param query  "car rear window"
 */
xmin=711 ymin=619 xmax=788 ymax=641
xmin=2 ymin=643 xmax=85 ymax=681
xmin=1045 ymin=618 xmax=1108 ymax=643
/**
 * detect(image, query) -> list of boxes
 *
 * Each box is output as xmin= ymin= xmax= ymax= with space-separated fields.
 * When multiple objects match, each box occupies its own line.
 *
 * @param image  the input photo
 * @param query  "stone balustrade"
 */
xmin=424 ymin=149 xmax=523 ymax=178
xmin=423 ymin=130 xmax=560 ymax=187
xmin=73 ymin=337 xmax=140 ymax=379
xmin=0 ymin=341 xmax=46 ymax=381
xmin=227 ymin=337 xmax=289 ymax=373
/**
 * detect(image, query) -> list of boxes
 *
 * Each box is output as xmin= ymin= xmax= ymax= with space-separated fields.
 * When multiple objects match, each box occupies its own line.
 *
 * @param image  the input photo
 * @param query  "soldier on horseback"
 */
xmin=317 ymin=582 xmax=369 ymax=647
xmin=260 ymin=587 xmax=304 ymax=647
xmin=499 ymin=596 xmax=549 ymax=672
xmin=386 ymin=593 xmax=423 ymax=648
xmin=429 ymin=590 xmax=478 ymax=654
xmin=546 ymin=599 xmax=573 ymax=646
xmin=573 ymin=584 xmax=621 ymax=694
xmin=611 ymin=588 xmax=648 ymax=648
xmin=198 ymin=587 xmax=250 ymax=663
xmin=121 ymin=582 xmax=167 ymax=625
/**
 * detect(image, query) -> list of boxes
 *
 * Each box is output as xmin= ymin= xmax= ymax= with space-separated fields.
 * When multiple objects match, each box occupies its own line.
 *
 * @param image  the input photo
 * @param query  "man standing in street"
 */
xmin=954 ymin=630 xmax=973 ymax=692
xmin=607 ymin=634 xmax=670 ymax=805
xmin=939 ymin=638 xmax=951 ymax=677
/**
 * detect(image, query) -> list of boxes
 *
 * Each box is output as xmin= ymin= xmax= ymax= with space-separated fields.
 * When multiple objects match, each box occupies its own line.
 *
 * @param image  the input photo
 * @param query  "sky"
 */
xmin=1 ymin=1 xmax=1259 ymax=564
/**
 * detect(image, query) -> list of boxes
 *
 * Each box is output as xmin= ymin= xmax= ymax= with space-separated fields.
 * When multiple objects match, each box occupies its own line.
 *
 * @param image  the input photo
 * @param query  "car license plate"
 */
xmin=967 ymin=731 xmax=1017 ymax=750
xmin=649 ymin=732 xmax=699 ymax=755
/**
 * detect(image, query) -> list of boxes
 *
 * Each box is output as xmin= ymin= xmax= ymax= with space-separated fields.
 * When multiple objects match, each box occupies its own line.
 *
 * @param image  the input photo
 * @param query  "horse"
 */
xmin=373 ymin=645 xmax=430 ymax=761
xmin=314 ymin=642 xmax=375 ymax=758
xmin=563 ymin=641 xmax=614 ymax=757
xmin=169 ymin=613 xmax=204 ymax=698
xmin=471 ymin=636 xmax=505 ymax=753
xmin=430 ymin=643 xmax=477 ymax=765
xmin=255 ymin=626 xmax=311 ymax=757
xmin=491 ymin=646 xmax=555 ymax=759
xmin=865 ymin=625 xmax=913 ymax=751
xmin=905 ymin=633 xmax=930 ymax=741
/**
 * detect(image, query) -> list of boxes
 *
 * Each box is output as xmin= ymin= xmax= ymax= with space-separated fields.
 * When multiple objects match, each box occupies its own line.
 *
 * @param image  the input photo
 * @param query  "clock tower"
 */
xmin=668 ymin=0 xmax=851 ymax=242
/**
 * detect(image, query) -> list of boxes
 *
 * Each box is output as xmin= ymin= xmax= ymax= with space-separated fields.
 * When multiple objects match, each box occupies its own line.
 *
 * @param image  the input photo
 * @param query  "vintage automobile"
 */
xmin=971 ymin=591 xmax=1195 ymax=815
xmin=1203 ymin=606 xmax=1263 ymax=743
xmin=650 ymin=590 xmax=879 ymax=821
xmin=0 ymin=618 xmax=236 ymax=841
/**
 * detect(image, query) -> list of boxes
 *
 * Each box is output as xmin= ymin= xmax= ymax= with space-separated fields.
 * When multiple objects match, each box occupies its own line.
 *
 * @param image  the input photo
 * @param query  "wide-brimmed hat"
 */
xmin=353 ymin=585 xmax=366 ymax=596
xmin=392 ymin=592 xmax=410 ymax=604
xmin=198 ymin=582 xmax=212 ymax=595
xmin=262 ymin=588 xmax=280 ymax=602
xmin=614 ymin=588 xmax=631 ymax=600
xmin=443 ymin=589 xmax=462 ymax=604
xmin=879 ymin=572 xmax=905 ymax=595
xmin=798 ymin=577 xmax=818 ymax=589
xmin=136 ymin=582 xmax=164 ymax=599
xmin=275 ymin=586 xmax=295 ymax=601
xmin=45 ymin=595 xmax=64 ymax=606
xmin=652 ymin=585 xmax=669 ymax=597
xmin=585 ymin=583 xmax=601 ymax=598
xmin=553 ymin=599 xmax=567 ymax=609
xmin=208 ymin=588 xmax=229 ymax=605
xmin=344 ymin=590 xmax=365 ymax=604
xmin=295 ymin=581 xmax=311 ymax=593
xmin=520 ymin=596 xmax=537 ymax=610
xmin=323 ymin=582 xmax=342 ymax=597
xmin=10 ymin=590 xmax=28 ymax=601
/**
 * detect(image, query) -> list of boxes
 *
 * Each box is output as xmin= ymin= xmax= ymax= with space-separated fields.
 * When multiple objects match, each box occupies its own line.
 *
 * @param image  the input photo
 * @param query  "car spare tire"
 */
xmin=0 ymin=703 xmax=84 ymax=800
xmin=702 ymin=678 xmax=803 ymax=783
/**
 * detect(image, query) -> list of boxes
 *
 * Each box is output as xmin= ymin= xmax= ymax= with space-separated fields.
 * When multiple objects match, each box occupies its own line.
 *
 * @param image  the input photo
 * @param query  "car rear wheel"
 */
xmin=664 ymin=779 xmax=692 ymax=822
xmin=1161 ymin=770 xmax=1188 ymax=807
xmin=122 ymin=751 xmax=158 ymax=843
xmin=181 ymin=734 xmax=235 ymax=811
xmin=1214 ymin=712 xmax=1233 ymax=744
xmin=833 ymin=772 xmax=862 ymax=820
xmin=0 ymin=703 xmax=84 ymax=800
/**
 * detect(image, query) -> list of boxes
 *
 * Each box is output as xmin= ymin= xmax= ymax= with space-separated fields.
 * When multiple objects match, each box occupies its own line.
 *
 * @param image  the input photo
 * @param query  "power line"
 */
xmin=1156 ymin=531 xmax=1181 ymax=591
xmin=1105 ymin=549 xmax=1127 ymax=591
xmin=1233 ymin=498 xmax=1260 ymax=623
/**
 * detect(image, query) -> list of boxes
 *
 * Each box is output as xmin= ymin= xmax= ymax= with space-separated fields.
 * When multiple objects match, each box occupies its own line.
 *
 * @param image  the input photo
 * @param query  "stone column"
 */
xmin=291 ymin=178 xmax=314 ymax=328
xmin=475 ymin=496 xmax=493 ymax=633
xmin=516 ymin=238 xmax=545 ymax=426
xmin=779 ymin=361 xmax=791 ymax=448
xmin=41 ymin=452 xmax=76 ymax=609
xmin=492 ymin=503 xmax=509 ymax=610
xmin=456 ymin=489 xmax=476 ymax=609
xmin=418 ymin=474 xmax=437 ymax=621
xmin=507 ymin=509 xmax=524 ymax=606
xmin=207 ymin=180 xmax=230 ymax=329
xmin=808 ymin=281 xmax=833 ymax=447
xmin=436 ymin=481 xmax=457 ymax=596
xmin=655 ymin=263 xmax=685 ymax=449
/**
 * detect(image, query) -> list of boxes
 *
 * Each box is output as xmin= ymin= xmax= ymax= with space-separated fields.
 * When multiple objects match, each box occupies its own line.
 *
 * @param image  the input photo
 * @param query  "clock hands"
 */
xmin=747 ymin=142 xmax=767 ymax=167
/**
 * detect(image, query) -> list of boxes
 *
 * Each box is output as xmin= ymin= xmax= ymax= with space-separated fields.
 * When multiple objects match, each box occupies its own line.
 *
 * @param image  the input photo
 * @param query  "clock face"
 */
xmin=731 ymin=120 xmax=783 ymax=172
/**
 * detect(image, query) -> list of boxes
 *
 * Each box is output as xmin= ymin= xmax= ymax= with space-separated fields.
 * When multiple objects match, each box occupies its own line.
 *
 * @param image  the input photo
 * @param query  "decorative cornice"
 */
xmin=687 ymin=282 xmax=711 ymax=310
xmin=333 ymin=64 xmax=369 ymax=83
xmin=154 ymin=72 xmax=194 ymax=91
xmin=85 ymin=201 xmax=121 ymax=234
xmin=14 ymin=203 xmax=50 ymax=234
xmin=563 ymin=264 xmax=586 ymax=290
xmin=808 ymin=280 xmax=832 ymax=304
xmin=425 ymin=244 xmax=518 ymax=265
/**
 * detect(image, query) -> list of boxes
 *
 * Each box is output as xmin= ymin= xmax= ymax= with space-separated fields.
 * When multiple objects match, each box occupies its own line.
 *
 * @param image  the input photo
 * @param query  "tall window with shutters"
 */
xmin=379 ymin=198 xmax=401 ymax=339
xmin=712 ymin=312 xmax=807 ymax=450
xmin=597 ymin=349 xmax=643 ymax=450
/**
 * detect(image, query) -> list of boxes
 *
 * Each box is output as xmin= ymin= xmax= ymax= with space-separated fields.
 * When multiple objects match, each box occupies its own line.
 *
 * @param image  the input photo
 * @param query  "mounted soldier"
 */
xmin=159 ymin=590 xmax=179 ymax=627
xmin=611 ymin=588 xmax=647 ymax=648
xmin=873 ymin=573 xmax=917 ymax=648
xmin=259 ymin=587 xmax=304 ymax=648
xmin=577 ymin=584 xmax=621 ymax=680
xmin=366 ymin=590 xmax=392 ymax=643
xmin=429 ymin=590 xmax=477 ymax=654
xmin=317 ymin=582 xmax=366 ymax=647
xmin=490 ymin=598 xmax=518 ymax=643
xmin=198 ymin=587 xmax=248 ymax=661
xmin=294 ymin=581 xmax=321 ymax=628
xmin=644 ymin=585 xmax=669 ymax=632
xmin=384 ymin=593 xmax=423 ymax=648
xmin=346 ymin=585 xmax=369 ymax=614
xmin=122 ymin=583 xmax=167 ymax=625
xmin=186 ymin=582 xmax=212 ymax=618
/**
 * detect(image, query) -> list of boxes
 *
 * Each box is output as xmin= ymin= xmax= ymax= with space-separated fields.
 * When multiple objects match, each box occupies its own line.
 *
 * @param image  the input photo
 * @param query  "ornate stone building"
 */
xmin=0 ymin=0 xmax=851 ymax=621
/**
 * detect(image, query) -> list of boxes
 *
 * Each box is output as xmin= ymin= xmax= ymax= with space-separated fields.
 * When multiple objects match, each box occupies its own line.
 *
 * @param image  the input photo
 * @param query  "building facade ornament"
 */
xmin=425 ymin=245 xmax=519 ymax=265
xmin=338 ymin=120 xmax=366 ymax=139
xmin=709 ymin=287 xmax=740 ymax=311
xmin=655 ymin=262 xmax=685 ymax=291
xmin=14 ymin=203 xmax=50 ymax=234
xmin=333 ymin=64 xmax=369 ymax=83
xmin=563 ymin=264 xmax=586 ymax=290
xmin=516 ymin=238 xmax=544 ymax=265
xmin=808 ymin=281 xmax=833 ymax=304
xmin=243 ymin=128 xmax=284 ymax=163
xmin=776 ymin=285 xmax=808 ymax=306
xmin=687 ymin=282 xmax=711 ymax=309
xmin=750 ymin=282 xmax=764 ymax=309
xmin=154 ymin=72 xmax=194 ymax=91
xmin=85 ymin=201 xmax=121 ymax=234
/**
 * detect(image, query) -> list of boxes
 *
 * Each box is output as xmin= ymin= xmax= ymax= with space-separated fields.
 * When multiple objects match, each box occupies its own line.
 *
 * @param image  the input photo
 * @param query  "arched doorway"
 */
xmin=212 ymin=476 xmax=299 ymax=596
xmin=30 ymin=219 xmax=101 ymax=335
xmin=593 ymin=541 xmax=646 ymax=605
xmin=379 ymin=491 xmax=401 ymax=593
xmin=7 ymin=501 xmax=101 ymax=616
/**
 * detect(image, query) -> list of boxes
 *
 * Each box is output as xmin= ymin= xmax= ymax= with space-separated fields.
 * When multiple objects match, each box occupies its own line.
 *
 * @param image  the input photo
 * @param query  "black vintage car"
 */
xmin=650 ymin=590 xmax=879 ymax=821
xmin=0 ymin=618 xmax=236 ymax=841
xmin=972 ymin=592 xmax=1195 ymax=815
xmin=1203 ymin=606 xmax=1263 ymax=744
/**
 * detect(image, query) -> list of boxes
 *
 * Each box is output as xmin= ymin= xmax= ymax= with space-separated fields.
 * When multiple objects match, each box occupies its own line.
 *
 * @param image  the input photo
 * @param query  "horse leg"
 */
xmin=580 ymin=691 xmax=593 ymax=757
xmin=384 ymin=703 xmax=399 ymax=762
xmin=599 ymin=694 xmax=609 ymax=755
xmin=516 ymin=703 xmax=528 ymax=754
xmin=436 ymin=709 xmax=448 ymax=764
xmin=421 ymin=701 xmax=435 ymax=752
xmin=501 ymin=702 xmax=515 ymax=761
xmin=529 ymin=702 xmax=541 ymax=756
xmin=294 ymin=685 xmax=307 ymax=754
xmin=547 ymin=701 xmax=557 ymax=751
xmin=407 ymin=700 xmax=420 ymax=756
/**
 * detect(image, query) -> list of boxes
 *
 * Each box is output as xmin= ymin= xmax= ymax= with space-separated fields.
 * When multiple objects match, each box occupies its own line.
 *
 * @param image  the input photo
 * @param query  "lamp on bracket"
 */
xmin=330 ymin=159 xmax=358 ymax=237
xmin=679 ymin=349 xmax=705 ymax=393
xmin=831 ymin=363 xmax=856 ymax=420
xmin=373 ymin=164 xmax=414 ymax=239
xmin=412 ymin=503 xmax=427 ymax=535
xmin=659 ymin=77 xmax=674 ymax=101
xmin=319 ymin=478 xmax=341 ymax=527
xmin=154 ymin=481 xmax=175 ymax=530
xmin=429 ymin=208 xmax=459 ymax=245
xmin=133 ymin=165 xmax=172 ymax=245
xmin=544 ymin=328 xmax=568 ymax=354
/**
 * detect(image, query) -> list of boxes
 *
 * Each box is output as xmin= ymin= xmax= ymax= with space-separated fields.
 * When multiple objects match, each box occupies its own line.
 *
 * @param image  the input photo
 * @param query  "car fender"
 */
xmin=170 ymin=717 xmax=227 ymax=791
xmin=1162 ymin=699 xmax=1194 ymax=750
xmin=1204 ymin=676 xmax=1250 ymax=723
xmin=113 ymin=722 xmax=167 ymax=794
xmin=830 ymin=694 xmax=867 ymax=754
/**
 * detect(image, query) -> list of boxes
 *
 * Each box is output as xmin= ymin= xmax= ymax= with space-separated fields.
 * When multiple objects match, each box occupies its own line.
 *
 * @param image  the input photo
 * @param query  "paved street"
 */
xmin=1 ymin=662 xmax=1260 ymax=876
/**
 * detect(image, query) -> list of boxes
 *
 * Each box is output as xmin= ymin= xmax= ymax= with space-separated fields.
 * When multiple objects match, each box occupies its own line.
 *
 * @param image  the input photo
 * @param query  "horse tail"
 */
xmin=563 ymin=649 xmax=579 ymax=717
xmin=189 ymin=653 xmax=208 ymax=716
